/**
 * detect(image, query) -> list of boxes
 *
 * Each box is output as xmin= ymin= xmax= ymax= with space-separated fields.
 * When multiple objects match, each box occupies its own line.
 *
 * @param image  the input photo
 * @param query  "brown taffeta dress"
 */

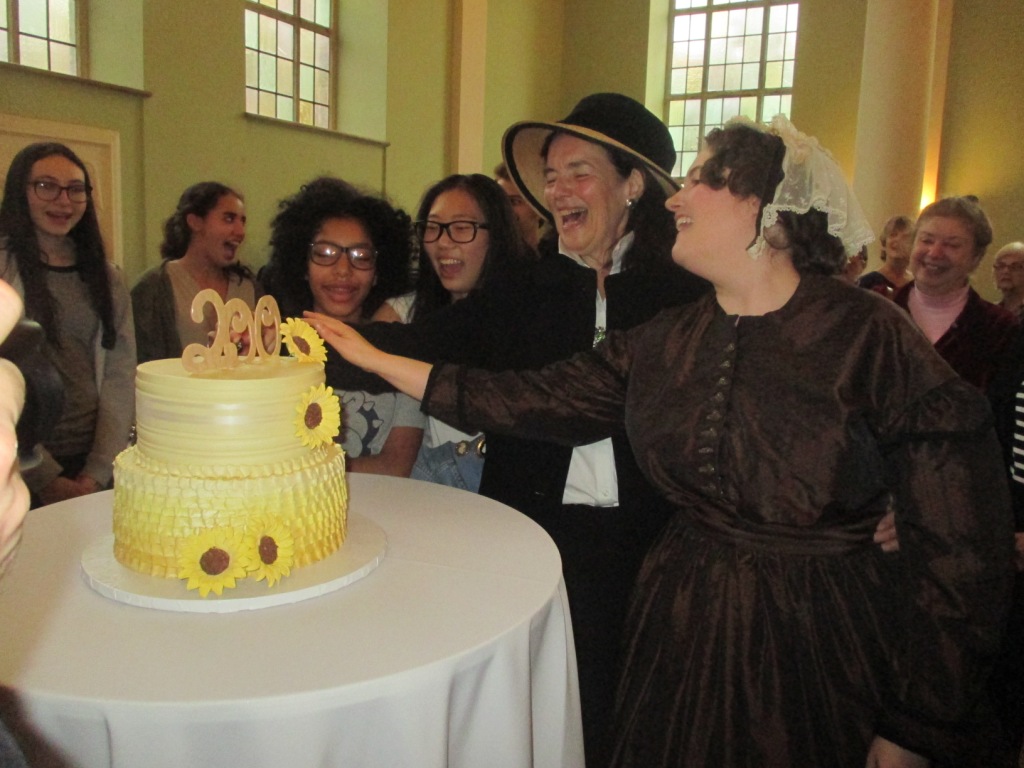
xmin=423 ymin=275 xmax=1014 ymax=768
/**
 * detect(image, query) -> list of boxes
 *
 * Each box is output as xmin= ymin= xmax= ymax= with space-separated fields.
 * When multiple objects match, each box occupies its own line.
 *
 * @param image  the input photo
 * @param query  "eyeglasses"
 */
xmin=415 ymin=220 xmax=489 ymax=244
xmin=993 ymin=262 xmax=1024 ymax=273
xmin=29 ymin=180 xmax=91 ymax=203
xmin=308 ymin=240 xmax=377 ymax=270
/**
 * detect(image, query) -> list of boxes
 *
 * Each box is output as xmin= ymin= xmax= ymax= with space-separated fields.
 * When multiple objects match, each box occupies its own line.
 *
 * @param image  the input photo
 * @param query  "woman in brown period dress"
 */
xmin=309 ymin=117 xmax=1013 ymax=768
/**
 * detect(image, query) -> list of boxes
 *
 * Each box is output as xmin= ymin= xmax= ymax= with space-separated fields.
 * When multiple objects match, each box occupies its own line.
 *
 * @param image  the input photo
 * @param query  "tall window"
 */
xmin=245 ymin=0 xmax=333 ymax=130
xmin=665 ymin=0 xmax=798 ymax=177
xmin=0 ymin=0 xmax=80 ymax=76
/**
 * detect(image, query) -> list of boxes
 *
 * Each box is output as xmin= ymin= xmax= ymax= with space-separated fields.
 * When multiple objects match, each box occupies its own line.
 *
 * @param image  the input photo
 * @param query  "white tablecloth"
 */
xmin=0 ymin=475 xmax=583 ymax=768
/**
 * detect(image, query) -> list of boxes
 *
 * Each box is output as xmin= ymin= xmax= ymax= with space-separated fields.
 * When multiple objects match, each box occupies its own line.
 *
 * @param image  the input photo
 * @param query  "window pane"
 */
xmin=315 ymin=0 xmax=330 ymax=26
xmin=245 ymin=10 xmax=258 ymax=49
xmin=19 ymin=0 xmax=47 ymax=37
xmin=49 ymin=39 xmax=75 ymax=74
xmin=300 ymin=0 xmax=314 ymax=22
xmin=299 ymin=27 xmax=313 ymax=65
xmin=246 ymin=87 xmax=259 ymax=114
xmin=277 ymin=0 xmax=295 ymax=14
xmin=48 ymin=0 xmax=74 ymax=43
xmin=258 ymin=90 xmax=276 ymax=117
xmin=314 ymin=104 xmax=329 ymax=129
xmin=724 ymin=63 xmax=742 ymax=90
xmin=259 ymin=13 xmax=276 ymax=53
xmin=0 ymin=1 xmax=7 ymax=25
xmin=259 ymin=52 xmax=277 ymax=90
xmin=276 ymin=58 xmax=293 ymax=96
xmin=741 ymin=61 xmax=759 ymax=90
xmin=245 ymin=50 xmax=259 ymax=87
xmin=314 ymin=32 xmax=329 ymax=70
xmin=764 ymin=60 xmax=782 ymax=88
xmin=278 ymin=20 xmax=293 ymax=58
xmin=706 ymin=64 xmax=724 ymax=91
xmin=0 ymin=32 xmax=7 ymax=62
xmin=276 ymin=94 xmax=293 ymax=120
xmin=782 ymin=60 xmax=795 ymax=88
xmin=20 ymin=35 xmax=48 ymax=68
xmin=685 ymin=66 xmax=703 ymax=93
xmin=300 ymin=64 xmax=313 ymax=99
xmin=299 ymin=100 xmax=313 ymax=124
xmin=762 ymin=93 xmax=781 ymax=119
xmin=314 ymin=68 xmax=328 ymax=104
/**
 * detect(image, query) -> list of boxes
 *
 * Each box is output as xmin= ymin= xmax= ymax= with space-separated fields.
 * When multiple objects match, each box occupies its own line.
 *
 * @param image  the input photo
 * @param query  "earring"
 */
xmin=626 ymin=198 xmax=636 ymax=209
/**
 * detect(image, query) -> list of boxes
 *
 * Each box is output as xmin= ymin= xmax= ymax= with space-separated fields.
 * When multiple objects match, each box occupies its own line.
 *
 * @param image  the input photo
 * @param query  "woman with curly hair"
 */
xmin=131 ymin=181 xmax=258 ymax=364
xmin=0 ymin=142 xmax=135 ymax=507
xmin=260 ymin=177 xmax=422 ymax=476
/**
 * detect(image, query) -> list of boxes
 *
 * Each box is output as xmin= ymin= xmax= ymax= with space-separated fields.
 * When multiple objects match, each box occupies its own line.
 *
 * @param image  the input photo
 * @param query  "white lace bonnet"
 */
xmin=732 ymin=114 xmax=874 ymax=257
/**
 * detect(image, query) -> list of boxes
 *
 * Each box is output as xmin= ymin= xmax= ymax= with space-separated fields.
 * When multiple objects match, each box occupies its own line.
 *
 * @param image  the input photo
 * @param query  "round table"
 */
xmin=0 ymin=475 xmax=583 ymax=768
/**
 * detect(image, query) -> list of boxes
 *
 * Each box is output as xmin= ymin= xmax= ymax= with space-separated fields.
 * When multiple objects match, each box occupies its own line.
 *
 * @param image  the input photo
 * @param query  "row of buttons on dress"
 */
xmin=695 ymin=340 xmax=736 ymax=496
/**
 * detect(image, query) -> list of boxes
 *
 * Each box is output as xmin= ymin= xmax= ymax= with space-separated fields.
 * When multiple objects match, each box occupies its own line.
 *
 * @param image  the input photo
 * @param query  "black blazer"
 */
xmin=325 ymin=242 xmax=710 ymax=529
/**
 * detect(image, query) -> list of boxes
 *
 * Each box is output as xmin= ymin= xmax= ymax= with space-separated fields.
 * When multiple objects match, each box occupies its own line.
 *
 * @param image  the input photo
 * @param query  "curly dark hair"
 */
xmin=159 ymin=181 xmax=253 ymax=281
xmin=702 ymin=122 xmax=846 ymax=276
xmin=409 ymin=174 xmax=532 ymax=320
xmin=0 ymin=142 xmax=116 ymax=349
xmin=541 ymin=131 xmax=677 ymax=273
xmin=261 ymin=177 xmax=413 ymax=319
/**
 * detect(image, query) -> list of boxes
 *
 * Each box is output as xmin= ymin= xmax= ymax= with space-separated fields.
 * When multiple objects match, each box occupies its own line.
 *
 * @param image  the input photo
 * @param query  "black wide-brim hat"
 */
xmin=501 ymin=92 xmax=680 ymax=222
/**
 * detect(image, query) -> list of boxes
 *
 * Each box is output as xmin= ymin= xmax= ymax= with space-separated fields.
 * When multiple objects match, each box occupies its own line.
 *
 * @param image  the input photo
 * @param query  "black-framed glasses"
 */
xmin=415 ymin=220 xmax=489 ymax=244
xmin=29 ymin=180 xmax=91 ymax=203
xmin=308 ymin=240 xmax=377 ymax=270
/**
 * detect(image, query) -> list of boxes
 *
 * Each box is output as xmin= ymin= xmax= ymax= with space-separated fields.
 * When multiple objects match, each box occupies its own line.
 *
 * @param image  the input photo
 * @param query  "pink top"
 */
xmin=907 ymin=283 xmax=969 ymax=343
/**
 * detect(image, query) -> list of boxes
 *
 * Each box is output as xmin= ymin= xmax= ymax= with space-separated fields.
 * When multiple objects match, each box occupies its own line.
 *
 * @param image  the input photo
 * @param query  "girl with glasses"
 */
xmin=372 ymin=174 xmax=531 ymax=493
xmin=0 ymin=142 xmax=136 ymax=508
xmin=131 ymin=181 xmax=260 ymax=364
xmin=260 ymin=177 xmax=423 ymax=477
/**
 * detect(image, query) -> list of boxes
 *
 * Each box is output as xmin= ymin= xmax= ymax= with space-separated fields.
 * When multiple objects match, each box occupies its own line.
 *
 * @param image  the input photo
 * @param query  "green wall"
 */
xmin=3 ymin=0 xmax=1024 ymax=303
xmin=482 ymin=0 xmax=566 ymax=176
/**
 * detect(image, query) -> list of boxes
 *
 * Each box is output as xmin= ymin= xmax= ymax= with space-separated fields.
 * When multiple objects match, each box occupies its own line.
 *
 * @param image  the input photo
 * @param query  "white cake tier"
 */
xmin=134 ymin=357 xmax=324 ymax=467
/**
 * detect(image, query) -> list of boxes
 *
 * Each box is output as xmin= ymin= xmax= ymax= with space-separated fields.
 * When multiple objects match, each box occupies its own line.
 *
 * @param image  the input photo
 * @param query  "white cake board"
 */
xmin=80 ymin=513 xmax=387 ymax=613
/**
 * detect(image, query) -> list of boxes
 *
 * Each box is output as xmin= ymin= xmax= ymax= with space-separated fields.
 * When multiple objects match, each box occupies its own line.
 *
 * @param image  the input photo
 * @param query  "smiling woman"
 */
xmin=261 ymin=176 xmax=423 ymax=479
xmin=131 ymin=182 xmax=261 ymax=364
xmin=0 ymin=142 xmax=136 ymax=509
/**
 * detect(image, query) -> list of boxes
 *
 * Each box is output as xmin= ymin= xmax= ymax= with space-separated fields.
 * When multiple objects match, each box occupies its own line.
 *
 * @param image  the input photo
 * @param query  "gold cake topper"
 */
xmin=182 ymin=289 xmax=282 ymax=373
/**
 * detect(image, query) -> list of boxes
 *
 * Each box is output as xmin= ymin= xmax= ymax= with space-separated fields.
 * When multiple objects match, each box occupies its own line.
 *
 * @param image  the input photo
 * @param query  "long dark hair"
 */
xmin=541 ymin=130 xmax=677 ymax=273
xmin=410 ymin=174 xmax=531 ymax=320
xmin=702 ymin=123 xmax=846 ymax=276
xmin=262 ymin=176 xmax=413 ymax=319
xmin=0 ymin=142 xmax=116 ymax=348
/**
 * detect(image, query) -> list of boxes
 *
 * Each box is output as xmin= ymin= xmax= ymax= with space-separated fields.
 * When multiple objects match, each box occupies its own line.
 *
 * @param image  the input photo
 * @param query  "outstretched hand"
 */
xmin=304 ymin=312 xmax=382 ymax=373
xmin=304 ymin=311 xmax=433 ymax=401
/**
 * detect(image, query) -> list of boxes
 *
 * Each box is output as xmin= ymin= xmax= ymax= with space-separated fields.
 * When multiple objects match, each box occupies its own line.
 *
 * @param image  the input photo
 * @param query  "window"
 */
xmin=245 ymin=0 xmax=334 ymax=130
xmin=665 ymin=0 xmax=798 ymax=177
xmin=0 ymin=0 xmax=80 ymax=76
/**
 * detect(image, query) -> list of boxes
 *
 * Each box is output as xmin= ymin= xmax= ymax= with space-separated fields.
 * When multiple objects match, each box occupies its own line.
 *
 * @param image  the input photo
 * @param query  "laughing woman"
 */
xmin=132 ymin=182 xmax=259 ymax=364
xmin=311 ymin=117 xmax=1013 ymax=768
xmin=0 ymin=142 xmax=136 ymax=507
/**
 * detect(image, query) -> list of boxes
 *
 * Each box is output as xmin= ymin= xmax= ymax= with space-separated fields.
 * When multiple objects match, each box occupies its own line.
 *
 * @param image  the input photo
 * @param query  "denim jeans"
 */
xmin=410 ymin=438 xmax=484 ymax=493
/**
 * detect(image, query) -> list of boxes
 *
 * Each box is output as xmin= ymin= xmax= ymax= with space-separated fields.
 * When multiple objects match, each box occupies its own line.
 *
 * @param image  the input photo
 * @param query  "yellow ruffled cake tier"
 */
xmin=113 ymin=444 xmax=348 ymax=578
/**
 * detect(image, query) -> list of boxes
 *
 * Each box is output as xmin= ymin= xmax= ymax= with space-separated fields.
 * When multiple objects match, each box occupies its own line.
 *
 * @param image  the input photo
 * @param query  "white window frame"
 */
xmin=664 ymin=0 xmax=799 ymax=177
xmin=0 ymin=0 xmax=84 ymax=77
xmin=245 ymin=0 xmax=336 ymax=130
